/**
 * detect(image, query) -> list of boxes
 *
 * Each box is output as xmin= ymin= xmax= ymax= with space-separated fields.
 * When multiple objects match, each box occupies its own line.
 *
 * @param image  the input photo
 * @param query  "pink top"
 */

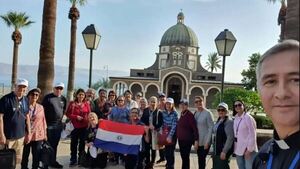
xmin=28 ymin=104 xmax=47 ymax=141
xmin=233 ymin=112 xmax=258 ymax=156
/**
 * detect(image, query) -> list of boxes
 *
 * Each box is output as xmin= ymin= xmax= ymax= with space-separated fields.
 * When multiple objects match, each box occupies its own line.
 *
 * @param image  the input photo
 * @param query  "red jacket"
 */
xmin=66 ymin=101 xmax=90 ymax=128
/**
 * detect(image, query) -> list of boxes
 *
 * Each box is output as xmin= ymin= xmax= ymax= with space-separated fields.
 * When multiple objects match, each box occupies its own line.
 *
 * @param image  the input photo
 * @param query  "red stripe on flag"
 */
xmin=98 ymin=120 xmax=145 ymax=135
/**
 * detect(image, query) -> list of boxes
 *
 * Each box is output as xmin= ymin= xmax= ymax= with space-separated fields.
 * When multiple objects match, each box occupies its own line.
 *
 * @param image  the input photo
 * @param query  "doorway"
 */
xmin=167 ymin=77 xmax=183 ymax=105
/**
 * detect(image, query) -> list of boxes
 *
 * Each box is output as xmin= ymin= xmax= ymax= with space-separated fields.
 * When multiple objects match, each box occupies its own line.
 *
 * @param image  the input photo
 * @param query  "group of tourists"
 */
xmin=0 ymin=39 xmax=299 ymax=169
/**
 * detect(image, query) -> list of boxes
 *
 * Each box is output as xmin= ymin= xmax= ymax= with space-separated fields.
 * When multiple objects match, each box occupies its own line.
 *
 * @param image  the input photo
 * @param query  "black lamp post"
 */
xmin=215 ymin=29 xmax=237 ymax=101
xmin=82 ymin=24 xmax=101 ymax=88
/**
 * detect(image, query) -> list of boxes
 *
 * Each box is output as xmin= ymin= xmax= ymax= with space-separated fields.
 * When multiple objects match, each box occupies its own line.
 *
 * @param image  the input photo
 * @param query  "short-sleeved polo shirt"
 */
xmin=0 ymin=92 xmax=29 ymax=139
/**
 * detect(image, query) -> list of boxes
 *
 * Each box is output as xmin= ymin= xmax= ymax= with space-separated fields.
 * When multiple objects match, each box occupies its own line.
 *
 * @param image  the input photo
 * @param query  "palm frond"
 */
xmin=69 ymin=0 xmax=87 ymax=6
xmin=0 ymin=15 xmax=12 ymax=27
xmin=1 ymin=11 xmax=34 ymax=29
xmin=205 ymin=52 xmax=221 ymax=72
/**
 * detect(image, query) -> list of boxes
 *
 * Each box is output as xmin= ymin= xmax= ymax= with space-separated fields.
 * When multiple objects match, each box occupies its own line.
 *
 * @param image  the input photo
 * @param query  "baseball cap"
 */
xmin=166 ymin=98 xmax=174 ymax=104
xmin=179 ymin=98 xmax=189 ymax=105
xmin=16 ymin=78 xmax=28 ymax=87
xmin=158 ymin=92 xmax=166 ymax=98
xmin=218 ymin=102 xmax=229 ymax=111
xmin=54 ymin=82 xmax=64 ymax=88
xmin=136 ymin=92 xmax=142 ymax=97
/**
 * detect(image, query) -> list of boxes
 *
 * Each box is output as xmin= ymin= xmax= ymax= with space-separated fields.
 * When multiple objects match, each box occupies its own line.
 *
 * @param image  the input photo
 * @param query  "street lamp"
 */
xmin=215 ymin=29 xmax=237 ymax=101
xmin=82 ymin=24 xmax=101 ymax=88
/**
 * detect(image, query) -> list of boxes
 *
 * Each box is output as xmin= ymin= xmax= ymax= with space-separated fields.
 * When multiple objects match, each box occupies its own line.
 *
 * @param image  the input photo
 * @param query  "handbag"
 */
xmin=40 ymin=141 xmax=54 ymax=166
xmin=158 ymin=126 xmax=173 ymax=145
xmin=0 ymin=145 xmax=16 ymax=169
xmin=78 ymin=150 xmax=92 ymax=168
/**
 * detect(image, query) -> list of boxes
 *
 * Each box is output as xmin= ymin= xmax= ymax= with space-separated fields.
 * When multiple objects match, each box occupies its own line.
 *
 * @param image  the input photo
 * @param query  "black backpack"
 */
xmin=40 ymin=141 xmax=54 ymax=166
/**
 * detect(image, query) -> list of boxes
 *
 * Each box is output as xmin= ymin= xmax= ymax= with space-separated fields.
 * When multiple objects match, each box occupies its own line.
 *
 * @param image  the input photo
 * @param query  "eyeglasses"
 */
xmin=217 ymin=109 xmax=226 ymax=112
xmin=31 ymin=93 xmax=39 ymax=96
xmin=55 ymin=87 xmax=63 ymax=90
xmin=194 ymin=100 xmax=202 ymax=103
xmin=234 ymin=103 xmax=243 ymax=108
xmin=131 ymin=111 xmax=138 ymax=114
xmin=118 ymin=100 xmax=124 ymax=102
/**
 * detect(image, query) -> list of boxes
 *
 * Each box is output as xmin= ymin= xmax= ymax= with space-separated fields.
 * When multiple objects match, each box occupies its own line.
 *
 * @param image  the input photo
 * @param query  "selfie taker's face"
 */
xmin=259 ymin=50 xmax=299 ymax=128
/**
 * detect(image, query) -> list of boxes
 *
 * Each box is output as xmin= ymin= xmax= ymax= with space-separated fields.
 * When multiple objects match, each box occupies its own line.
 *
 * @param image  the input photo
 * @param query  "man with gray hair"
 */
xmin=0 ymin=78 xmax=31 ymax=164
xmin=253 ymin=40 xmax=299 ymax=169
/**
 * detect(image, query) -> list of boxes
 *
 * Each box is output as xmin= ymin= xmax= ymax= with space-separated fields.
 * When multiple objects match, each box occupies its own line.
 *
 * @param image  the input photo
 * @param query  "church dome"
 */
xmin=160 ymin=12 xmax=199 ymax=47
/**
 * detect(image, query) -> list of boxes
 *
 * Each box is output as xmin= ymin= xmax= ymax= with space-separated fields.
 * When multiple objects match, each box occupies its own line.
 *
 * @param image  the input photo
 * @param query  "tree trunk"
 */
xmin=285 ymin=0 xmax=299 ymax=41
xmin=37 ymin=0 xmax=57 ymax=100
xmin=67 ymin=17 xmax=77 ymax=101
xmin=11 ymin=42 xmax=19 ymax=91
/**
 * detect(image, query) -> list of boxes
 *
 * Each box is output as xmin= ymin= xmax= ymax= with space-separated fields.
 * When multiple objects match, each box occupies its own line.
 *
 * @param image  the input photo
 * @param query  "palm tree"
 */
xmin=91 ymin=78 xmax=111 ymax=90
xmin=205 ymin=52 xmax=222 ymax=73
xmin=67 ymin=0 xmax=87 ymax=101
xmin=268 ymin=0 xmax=299 ymax=41
xmin=285 ymin=0 xmax=299 ymax=41
xmin=1 ymin=12 xmax=34 ymax=91
xmin=37 ymin=0 xmax=57 ymax=100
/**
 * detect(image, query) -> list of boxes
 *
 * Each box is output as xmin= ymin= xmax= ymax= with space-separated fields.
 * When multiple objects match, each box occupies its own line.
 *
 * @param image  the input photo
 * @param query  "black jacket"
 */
xmin=141 ymin=107 xmax=163 ymax=130
xmin=252 ymin=130 xmax=300 ymax=169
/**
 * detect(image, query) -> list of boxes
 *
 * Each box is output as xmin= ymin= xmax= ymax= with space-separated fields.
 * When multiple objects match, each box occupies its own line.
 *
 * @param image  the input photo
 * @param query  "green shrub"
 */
xmin=251 ymin=115 xmax=273 ymax=129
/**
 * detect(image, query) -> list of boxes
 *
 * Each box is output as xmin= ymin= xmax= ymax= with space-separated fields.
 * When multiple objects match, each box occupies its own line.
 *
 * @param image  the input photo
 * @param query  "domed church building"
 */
xmin=110 ymin=12 xmax=240 ymax=108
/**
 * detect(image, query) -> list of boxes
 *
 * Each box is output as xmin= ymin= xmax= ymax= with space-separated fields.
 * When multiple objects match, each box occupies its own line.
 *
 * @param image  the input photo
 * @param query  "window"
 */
xmin=137 ymin=73 xmax=144 ymax=77
xmin=146 ymin=73 xmax=154 ymax=77
xmin=172 ymin=51 xmax=183 ymax=66
xmin=197 ymin=76 xmax=205 ymax=80
xmin=160 ymin=59 xmax=167 ymax=68
xmin=116 ymin=82 xmax=127 ymax=96
xmin=207 ymin=76 xmax=216 ymax=80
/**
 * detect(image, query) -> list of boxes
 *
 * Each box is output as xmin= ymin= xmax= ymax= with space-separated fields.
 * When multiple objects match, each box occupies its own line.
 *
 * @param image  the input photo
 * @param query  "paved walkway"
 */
xmin=16 ymin=139 xmax=238 ymax=169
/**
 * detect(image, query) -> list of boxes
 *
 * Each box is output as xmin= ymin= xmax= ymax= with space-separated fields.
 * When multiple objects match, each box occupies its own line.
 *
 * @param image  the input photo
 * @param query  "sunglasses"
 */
xmin=234 ymin=103 xmax=243 ymax=108
xmin=31 ymin=93 xmax=39 ymax=96
xmin=55 ymin=87 xmax=63 ymax=90
xmin=194 ymin=100 xmax=202 ymax=103
xmin=118 ymin=100 xmax=124 ymax=102
xmin=217 ymin=109 xmax=226 ymax=112
xmin=131 ymin=111 xmax=139 ymax=114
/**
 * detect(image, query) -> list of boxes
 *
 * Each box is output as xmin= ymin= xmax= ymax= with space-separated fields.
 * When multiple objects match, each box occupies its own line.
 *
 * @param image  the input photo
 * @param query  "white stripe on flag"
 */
xmin=96 ymin=128 xmax=143 ymax=146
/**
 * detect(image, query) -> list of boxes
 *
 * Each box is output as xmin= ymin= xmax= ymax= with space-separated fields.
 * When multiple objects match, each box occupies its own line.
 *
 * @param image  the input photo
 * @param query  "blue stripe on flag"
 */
xmin=94 ymin=139 xmax=140 ymax=155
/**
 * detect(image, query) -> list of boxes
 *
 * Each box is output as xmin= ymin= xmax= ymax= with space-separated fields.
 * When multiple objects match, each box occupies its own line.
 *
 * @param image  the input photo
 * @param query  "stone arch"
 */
xmin=145 ymin=83 xmax=160 ymax=93
xmin=145 ymin=84 xmax=159 ymax=99
xmin=206 ymin=87 xmax=220 ymax=109
xmin=130 ymin=83 xmax=144 ymax=97
xmin=161 ymin=71 xmax=189 ymax=95
xmin=206 ymin=86 xmax=221 ymax=96
xmin=188 ymin=86 xmax=204 ymax=106
xmin=162 ymin=73 xmax=187 ymax=105
xmin=113 ymin=81 xmax=128 ymax=96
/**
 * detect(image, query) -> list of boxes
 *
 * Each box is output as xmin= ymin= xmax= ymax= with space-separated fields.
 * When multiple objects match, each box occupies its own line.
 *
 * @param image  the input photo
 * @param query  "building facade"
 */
xmin=110 ymin=12 xmax=241 ymax=108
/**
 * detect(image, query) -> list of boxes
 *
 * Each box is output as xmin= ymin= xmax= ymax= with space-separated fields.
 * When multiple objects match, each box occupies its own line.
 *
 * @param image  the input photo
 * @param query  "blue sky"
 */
xmin=0 ymin=0 xmax=281 ymax=83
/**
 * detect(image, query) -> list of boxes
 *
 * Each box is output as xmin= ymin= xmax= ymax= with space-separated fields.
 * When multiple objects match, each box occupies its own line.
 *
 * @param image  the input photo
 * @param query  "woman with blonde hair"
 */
xmin=85 ymin=112 xmax=108 ymax=168
xmin=161 ymin=98 xmax=178 ymax=169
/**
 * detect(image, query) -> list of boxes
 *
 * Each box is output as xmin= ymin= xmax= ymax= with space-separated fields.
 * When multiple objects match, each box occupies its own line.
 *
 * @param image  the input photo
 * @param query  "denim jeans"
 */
xmin=165 ymin=144 xmax=176 ymax=169
xmin=236 ymin=152 xmax=257 ymax=169
xmin=47 ymin=126 xmax=62 ymax=165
